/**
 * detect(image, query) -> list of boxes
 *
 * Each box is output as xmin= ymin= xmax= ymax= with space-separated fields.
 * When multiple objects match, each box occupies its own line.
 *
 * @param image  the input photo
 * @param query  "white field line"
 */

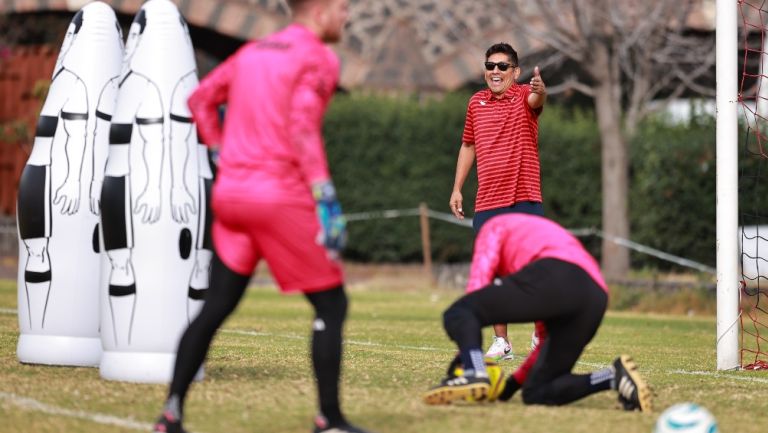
xmin=670 ymin=369 xmax=768 ymax=384
xmin=225 ymin=329 xmax=768 ymax=383
xmin=224 ymin=329 xmax=454 ymax=352
xmin=0 ymin=391 xmax=153 ymax=431
xmin=2 ymin=308 xmax=767 ymax=387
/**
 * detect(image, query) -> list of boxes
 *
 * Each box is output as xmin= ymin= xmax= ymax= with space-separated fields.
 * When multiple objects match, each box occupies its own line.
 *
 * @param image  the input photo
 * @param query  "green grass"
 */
xmin=1 ymin=278 xmax=767 ymax=433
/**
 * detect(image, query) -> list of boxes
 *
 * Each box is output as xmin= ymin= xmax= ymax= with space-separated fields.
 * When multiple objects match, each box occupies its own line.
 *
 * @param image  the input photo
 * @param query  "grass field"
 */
xmin=1 ymin=276 xmax=767 ymax=433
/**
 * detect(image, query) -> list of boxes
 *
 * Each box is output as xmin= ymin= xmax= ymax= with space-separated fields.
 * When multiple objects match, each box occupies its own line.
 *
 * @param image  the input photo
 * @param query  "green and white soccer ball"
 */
xmin=653 ymin=403 xmax=718 ymax=433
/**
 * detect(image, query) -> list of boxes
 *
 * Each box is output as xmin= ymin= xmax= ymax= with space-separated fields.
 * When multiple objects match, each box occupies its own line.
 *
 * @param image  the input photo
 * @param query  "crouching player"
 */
xmin=423 ymin=214 xmax=652 ymax=411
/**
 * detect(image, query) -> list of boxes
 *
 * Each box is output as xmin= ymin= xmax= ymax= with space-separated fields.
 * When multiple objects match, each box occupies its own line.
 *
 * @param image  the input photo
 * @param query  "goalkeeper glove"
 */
xmin=312 ymin=180 xmax=347 ymax=256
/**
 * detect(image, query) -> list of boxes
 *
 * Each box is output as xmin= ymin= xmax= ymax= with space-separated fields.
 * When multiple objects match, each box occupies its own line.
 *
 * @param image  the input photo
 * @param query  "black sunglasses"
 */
xmin=484 ymin=61 xmax=516 ymax=72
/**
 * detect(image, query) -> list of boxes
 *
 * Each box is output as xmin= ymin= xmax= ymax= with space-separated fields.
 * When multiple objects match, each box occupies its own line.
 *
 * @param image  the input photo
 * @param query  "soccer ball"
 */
xmin=653 ymin=403 xmax=718 ymax=433
xmin=452 ymin=358 xmax=505 ymax=402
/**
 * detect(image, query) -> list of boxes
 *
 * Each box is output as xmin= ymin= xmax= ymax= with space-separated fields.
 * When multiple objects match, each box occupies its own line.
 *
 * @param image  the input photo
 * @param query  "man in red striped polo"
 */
xmin=449 ymin=42 xmax=547 ymax=362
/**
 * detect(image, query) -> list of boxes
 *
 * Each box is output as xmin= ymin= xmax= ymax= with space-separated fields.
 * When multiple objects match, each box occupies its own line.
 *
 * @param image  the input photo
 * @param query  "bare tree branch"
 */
xmin=507 ymin=1 xmax=586 ymax=63
xmin=546 ymin=76 xmax=596 ymax=97
xmin=505 ymin=0 xmax=715 ymax=277
xmin=537 ymin=0 xmax=581 ymax=43
xmin=620 ymin=1 xmax=668 ymax=52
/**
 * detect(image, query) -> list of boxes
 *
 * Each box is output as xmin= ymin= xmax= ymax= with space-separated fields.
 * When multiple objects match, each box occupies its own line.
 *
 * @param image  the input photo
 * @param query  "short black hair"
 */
xmin=72 ymin=10 xmax=84 ymax=34
xmin=288 ymin=0 xmax=313 ymax=11
xmin=485 ymin=43 xmax=518 ymax=66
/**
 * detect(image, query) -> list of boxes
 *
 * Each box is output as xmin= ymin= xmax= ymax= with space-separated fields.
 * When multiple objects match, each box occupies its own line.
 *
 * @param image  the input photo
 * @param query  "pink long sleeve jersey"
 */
xmin=466 ymin=213 xmax=608 ymax=385
xmin=187 ymin=24 xmax=339 ymax=205
xmin=466 ymin=213 xmax=607 ymax=294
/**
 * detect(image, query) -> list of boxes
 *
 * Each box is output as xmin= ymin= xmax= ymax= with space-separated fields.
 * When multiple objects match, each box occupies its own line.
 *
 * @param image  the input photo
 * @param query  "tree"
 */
xmin=504 ymin=0 xmax=715 ymax=278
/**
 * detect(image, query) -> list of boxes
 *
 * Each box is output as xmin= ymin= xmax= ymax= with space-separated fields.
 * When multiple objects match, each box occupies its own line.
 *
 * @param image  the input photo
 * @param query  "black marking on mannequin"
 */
xmin=25 ymin=270 xmax=52 ymax=283
xmin=109 ymin=123 xmax=132 ymax=145
xmin=170 ymin=113 xmax=193 ymax=123
xmin=35 ymin=116 xmax=59 ymax=138
xmin=179 ymin=228 xmax=192 ymax=259
xmin=109 ymin=284 xmax=136 ymax=297
xmin=61 ymin=111 xmax=88 ymax=121
xmin=17 ymin=165 xmax=48 ymax=240
xmin=136 ymin=117 xmax=164 ymax=125
xmin=188 ymin=287 xmax=206 ymax=300
xmin=92 ymin=223 xmax=100 ymax=253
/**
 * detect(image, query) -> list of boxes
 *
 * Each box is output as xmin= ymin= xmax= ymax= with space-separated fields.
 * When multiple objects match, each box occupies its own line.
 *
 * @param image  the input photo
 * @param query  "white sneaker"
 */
xmin=531 ymin=330 xmax=540 ymax=350
xmin=485 ymin=336 xmax=513 ymax=361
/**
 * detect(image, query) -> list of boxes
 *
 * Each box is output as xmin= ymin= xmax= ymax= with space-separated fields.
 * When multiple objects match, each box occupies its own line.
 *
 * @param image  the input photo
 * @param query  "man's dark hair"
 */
xmin=72 ymin=10 xmax=84 ymax=34
xmin=485 ymin=43 xmax=518 ymax=66
xmin=288 ymin=0 xmax=316 ymax=11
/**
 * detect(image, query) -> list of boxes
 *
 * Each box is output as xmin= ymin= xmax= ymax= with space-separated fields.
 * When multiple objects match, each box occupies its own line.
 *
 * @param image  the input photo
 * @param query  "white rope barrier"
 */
xmin=344 ymin=208 xmax=422 ymax=221
xmin=344 ymin=207 xmax=716 ymax=275
xmin=0 ymin=207 xmax=717 ymax=274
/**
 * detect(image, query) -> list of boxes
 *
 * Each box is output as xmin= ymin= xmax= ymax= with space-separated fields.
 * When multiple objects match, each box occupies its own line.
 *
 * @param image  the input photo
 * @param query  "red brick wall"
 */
xmin=0 ymin=45 xmax=57 ymax=217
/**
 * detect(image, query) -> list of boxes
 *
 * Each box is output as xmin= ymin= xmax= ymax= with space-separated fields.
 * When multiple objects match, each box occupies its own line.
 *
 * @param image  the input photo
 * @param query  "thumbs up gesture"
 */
xmin=530 ymin=66 xmax=546 ymax=95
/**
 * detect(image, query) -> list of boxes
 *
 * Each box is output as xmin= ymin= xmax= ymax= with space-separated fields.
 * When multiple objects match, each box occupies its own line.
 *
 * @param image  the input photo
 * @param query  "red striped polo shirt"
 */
xmin=461 ymin=85 xmax=543 ymax=212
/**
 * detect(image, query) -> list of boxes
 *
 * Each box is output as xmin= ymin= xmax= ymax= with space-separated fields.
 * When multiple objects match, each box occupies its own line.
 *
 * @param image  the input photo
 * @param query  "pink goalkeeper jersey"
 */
xmin=467 ymin=214 xmax=607 ymax=385
xmin=187 ymin=24 xmax=339 ymax=205
xmin=466 ymin=213 xmax=607 ymax=293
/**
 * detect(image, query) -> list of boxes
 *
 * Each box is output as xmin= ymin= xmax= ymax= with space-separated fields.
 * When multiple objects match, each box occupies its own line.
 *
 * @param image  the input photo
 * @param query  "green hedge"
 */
xmin=325 ymin=93 xmax=476 ymax=262
xmin=538 ymin=107 xmax=603 ymax=258
xmin=325 ymin=93 xmax=721 ymax=269
xmin=629 ymin=115 xmax=716 ymax=269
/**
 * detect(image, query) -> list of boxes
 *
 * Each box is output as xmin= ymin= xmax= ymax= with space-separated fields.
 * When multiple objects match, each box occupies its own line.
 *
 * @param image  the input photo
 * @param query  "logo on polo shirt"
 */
xmin=479 ymin=100 xmax=487 ymax=106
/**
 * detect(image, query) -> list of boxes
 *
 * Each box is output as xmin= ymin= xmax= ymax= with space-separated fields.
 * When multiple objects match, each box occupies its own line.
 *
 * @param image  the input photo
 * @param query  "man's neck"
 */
xmin=490 ymin=84 xmax=515 ymax=99
xmin=292 ymin=16 xmax=323 ymax=40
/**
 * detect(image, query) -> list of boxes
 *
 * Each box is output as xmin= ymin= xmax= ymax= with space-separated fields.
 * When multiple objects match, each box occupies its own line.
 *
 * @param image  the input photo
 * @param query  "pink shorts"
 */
xmin=211 ymin=197 xmax=343 ymax=293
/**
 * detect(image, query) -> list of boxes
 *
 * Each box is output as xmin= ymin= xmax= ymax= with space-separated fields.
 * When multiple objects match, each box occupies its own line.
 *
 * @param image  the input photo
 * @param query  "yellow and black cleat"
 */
xmin=423 ymin=375 xmax=491 ymax=405
xmin=614 ymin=354 xmax=653 ymax=413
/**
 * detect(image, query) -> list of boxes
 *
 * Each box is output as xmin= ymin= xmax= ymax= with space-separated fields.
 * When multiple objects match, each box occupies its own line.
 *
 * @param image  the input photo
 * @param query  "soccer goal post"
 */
xmin=715 ymin=0 xmax=740 ymax=371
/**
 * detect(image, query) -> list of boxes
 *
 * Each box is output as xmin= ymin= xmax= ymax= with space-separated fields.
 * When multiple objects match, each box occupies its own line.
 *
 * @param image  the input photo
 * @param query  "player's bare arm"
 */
xmin=450 ymin=142 xmax=475 ymax=219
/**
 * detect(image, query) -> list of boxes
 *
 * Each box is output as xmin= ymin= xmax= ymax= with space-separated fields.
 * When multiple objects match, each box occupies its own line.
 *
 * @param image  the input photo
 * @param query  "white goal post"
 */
xmin=715 ymin=0 xmax=740 ymax=371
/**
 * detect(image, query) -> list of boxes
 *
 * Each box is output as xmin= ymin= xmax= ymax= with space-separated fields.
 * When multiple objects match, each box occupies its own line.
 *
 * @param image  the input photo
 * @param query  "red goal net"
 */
xmin=738 ymin=0 xmax=768 ymax=370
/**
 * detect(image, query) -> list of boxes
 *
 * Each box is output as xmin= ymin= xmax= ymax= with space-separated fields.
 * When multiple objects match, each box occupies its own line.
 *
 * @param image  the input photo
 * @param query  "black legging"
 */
xmin=169 ymin=256 xmax=250 ymax=403
xmin=168 ymin=256 xmax=348 ymax=423
xmin=443 ymin=258 xmax=608 ymax=406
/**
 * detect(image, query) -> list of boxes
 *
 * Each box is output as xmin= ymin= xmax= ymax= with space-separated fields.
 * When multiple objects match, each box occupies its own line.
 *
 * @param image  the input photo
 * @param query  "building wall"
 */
xmin=0 ymin=45 xmax=57 ymax=217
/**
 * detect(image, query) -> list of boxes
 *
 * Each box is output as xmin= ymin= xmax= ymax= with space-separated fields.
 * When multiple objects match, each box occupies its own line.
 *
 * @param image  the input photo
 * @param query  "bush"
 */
xmin=630 ymin=115 xmax=716 ymax=269
xmin=325 ymin=93 xmax=721 ymax=269
xmin=325 ymin=93 xmax=476 ymax=262
xmin=538 ymin=106 xmax=602 ymax=257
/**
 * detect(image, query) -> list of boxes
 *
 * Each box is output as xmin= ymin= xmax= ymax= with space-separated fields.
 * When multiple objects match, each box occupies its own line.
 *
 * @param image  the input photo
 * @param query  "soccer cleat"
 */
xmin=485 ymin=336 xmax=514 ymax=361
xmin=152 ymin=410 xmax=187 ymax=433
xmin=312 ymin=415 xmax=375 ymax=433
xmin=422 ymin=374 xmax=490 ymax=405
xmin=613 ymin=355 xmax=653 ymax=412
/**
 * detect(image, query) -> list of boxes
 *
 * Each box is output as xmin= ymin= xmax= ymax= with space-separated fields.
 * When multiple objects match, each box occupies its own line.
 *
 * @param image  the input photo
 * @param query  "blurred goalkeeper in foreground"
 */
xmin=423 ymin=214 xmax=652 ymax=412
xmin=153 ymin=1 xmax=373 ymax=432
